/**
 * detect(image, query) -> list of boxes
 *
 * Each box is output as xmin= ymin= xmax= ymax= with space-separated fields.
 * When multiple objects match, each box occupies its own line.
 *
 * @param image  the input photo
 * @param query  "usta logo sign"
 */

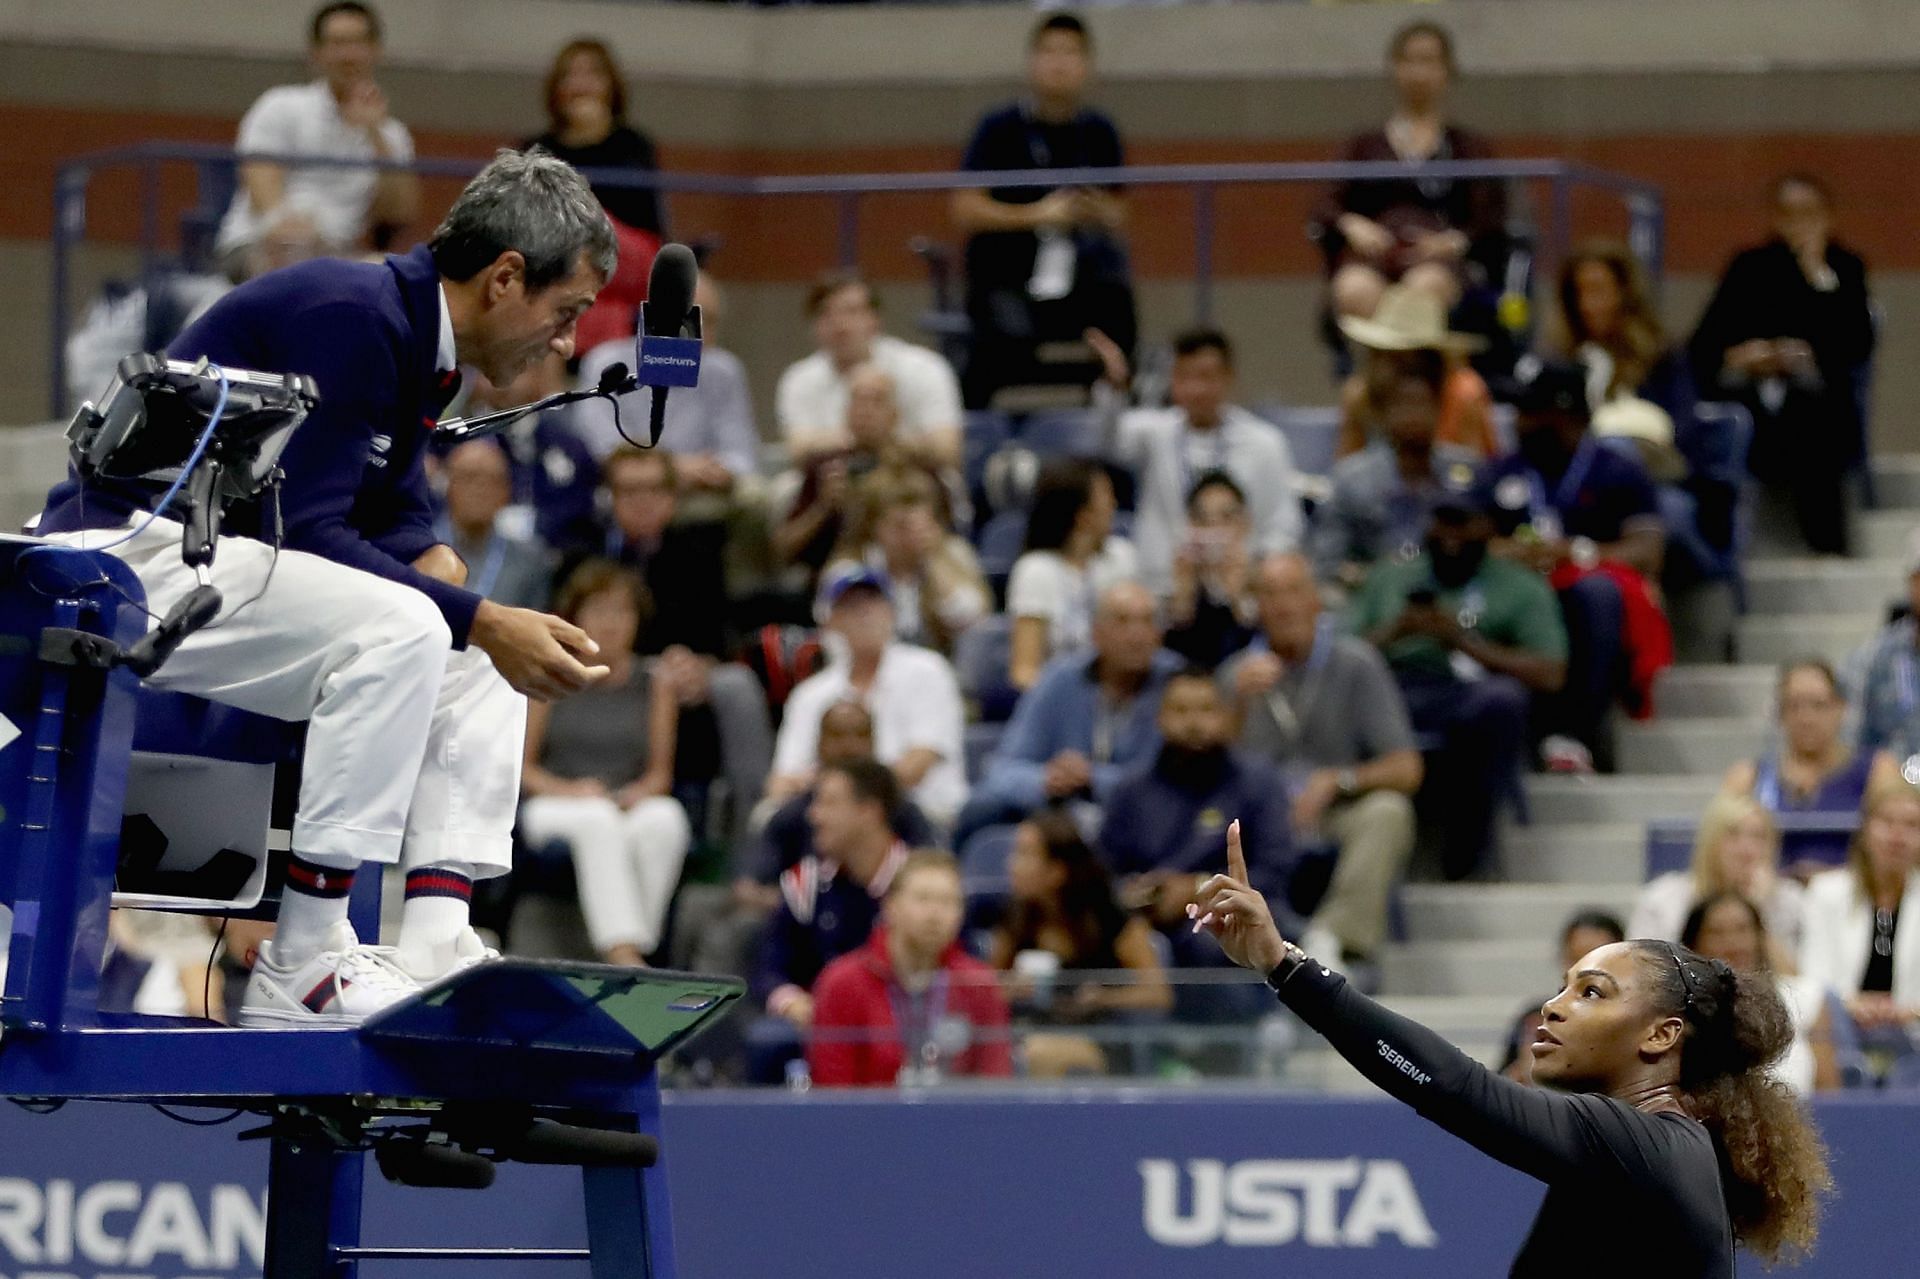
xmin=1140 ymin=1158 xmax=1437 ymax=1248
xmin=0 ymin=1178 xmax=265 ymax=1277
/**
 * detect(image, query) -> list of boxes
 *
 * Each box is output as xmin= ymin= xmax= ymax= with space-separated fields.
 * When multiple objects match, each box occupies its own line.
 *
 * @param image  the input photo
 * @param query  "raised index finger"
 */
xmin=1226 ymin=819 xmax=1248 ymax=885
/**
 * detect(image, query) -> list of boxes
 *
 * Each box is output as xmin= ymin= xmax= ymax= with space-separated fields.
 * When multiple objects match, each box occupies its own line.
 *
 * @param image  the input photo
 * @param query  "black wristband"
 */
xmin=1263 ymin=942 xmax=1310 ymax=993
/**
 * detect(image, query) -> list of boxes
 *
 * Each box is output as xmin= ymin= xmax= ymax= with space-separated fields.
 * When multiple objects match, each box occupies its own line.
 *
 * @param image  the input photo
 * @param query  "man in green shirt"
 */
xmin=1348 ymin=489 xmax=1567 ymax=878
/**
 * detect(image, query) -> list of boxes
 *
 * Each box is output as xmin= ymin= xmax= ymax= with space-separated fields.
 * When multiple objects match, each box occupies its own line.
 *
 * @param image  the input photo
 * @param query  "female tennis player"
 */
xmin=1191 ymin=821 xmax=1830 ymax=1276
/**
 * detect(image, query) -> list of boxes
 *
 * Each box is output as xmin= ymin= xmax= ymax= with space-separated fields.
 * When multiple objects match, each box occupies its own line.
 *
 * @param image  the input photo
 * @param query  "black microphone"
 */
xmin=120 ymin=583 xmax=224 ymax=677
xmin=638 ymin=243 xmax=703 ymax=446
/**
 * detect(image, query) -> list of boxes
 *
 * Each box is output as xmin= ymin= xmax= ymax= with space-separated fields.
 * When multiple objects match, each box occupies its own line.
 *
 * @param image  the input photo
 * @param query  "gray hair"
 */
xmin=429 ymin=149 xmax=617 ymax=291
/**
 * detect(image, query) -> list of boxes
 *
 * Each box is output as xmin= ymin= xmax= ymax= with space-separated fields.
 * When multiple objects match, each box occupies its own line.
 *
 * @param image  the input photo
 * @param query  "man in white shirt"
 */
xmin=1106 ymin=328 xmax=1303 ymax=596
xmin=775 ymin=273 xmax=963 ymax=472
xmin=573 ymin=275 xmax=761 ymax=490
xmin=215 ymin=2 xmax=420 ymax=274
xmin=771 ymin=565 xmax=968 ymax=830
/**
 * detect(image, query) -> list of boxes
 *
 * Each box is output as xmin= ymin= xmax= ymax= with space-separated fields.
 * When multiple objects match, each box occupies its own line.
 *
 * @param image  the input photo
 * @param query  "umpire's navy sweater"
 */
xmin=38 ymin=247 xmax=480 ymax=645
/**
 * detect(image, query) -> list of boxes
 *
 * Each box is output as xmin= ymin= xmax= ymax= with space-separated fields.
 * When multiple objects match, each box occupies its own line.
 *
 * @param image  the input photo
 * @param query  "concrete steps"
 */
xmin=1501 ymin=822 xmax=1647 ymax=884
xmin=1398 ymin=883 xmax=1639 ymax=943
xmin=1855 ymin=509 xmax=1917 ymax=560
xmin=1743 ymin=557 xmax=1899 ymax=616
xmin=1522 ymin=774 xmax=1721 ymax=825
xmin=1737 ymin=613 xmax=1877 ymax=666
xmin=1616 ymin=716 xmax=1762 ymax=776
xmin=1380 ymin=939 xmax=1558 ymax=1000
xmin=1654 ymin=665 xmax=1776 ymax=720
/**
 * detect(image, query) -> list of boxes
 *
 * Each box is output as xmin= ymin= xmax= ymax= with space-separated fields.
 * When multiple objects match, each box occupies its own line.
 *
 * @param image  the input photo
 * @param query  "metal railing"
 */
xmin=49 ymin=141 xmax=1665 ymax=416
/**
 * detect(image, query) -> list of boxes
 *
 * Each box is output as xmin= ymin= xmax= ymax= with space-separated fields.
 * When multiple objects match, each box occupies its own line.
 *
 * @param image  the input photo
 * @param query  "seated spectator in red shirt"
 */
xmin=808 ymin=851 xmax=1013 ymax=1087
xmin=1477 ymin=358 xmax=1670 ymax=771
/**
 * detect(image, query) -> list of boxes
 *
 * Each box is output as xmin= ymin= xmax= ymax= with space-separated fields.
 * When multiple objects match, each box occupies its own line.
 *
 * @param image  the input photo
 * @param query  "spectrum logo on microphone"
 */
xmin=635 ymin=336 xmax=703 ymax=388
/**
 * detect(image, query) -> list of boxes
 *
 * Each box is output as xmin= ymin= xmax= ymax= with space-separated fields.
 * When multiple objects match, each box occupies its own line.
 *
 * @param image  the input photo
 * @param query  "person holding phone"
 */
xmin=1348 ymin=491 xmax=1566 ymax=879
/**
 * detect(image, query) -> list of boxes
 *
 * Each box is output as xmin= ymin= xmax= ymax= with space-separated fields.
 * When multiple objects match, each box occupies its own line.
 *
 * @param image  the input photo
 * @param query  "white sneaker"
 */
xmin=388 ymin=928 xmax=500 ymax=987
xmin=238 ymin=921 xmax=421 ymax=1028
xmin=1542 ymin=734 xmax=1596 ymax=775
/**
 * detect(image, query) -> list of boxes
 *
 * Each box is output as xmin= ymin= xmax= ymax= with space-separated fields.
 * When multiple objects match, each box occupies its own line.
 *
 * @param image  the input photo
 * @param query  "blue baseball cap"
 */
xmin=817 ymin=563 xmax=893 ymax=612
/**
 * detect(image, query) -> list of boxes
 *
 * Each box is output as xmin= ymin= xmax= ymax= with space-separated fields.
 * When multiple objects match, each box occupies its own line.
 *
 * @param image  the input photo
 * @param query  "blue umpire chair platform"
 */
xmin=0 ymin=535 xmax=742 ymax=1278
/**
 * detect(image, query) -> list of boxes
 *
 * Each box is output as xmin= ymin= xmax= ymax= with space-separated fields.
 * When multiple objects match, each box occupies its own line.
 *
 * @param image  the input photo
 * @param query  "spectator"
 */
xmin=773 ymin=364 xmax=955 ymax=586
xmin=215 ymin=2 xmax=419 ymax=275
xmin=1556 ymin=241 xmax=1698 ymax=428
xmin=1628 ymin=793 xmax=1805 ymax=958
xmin=1336 ymin=293 xmax=1497 ymax=458
xmin=830 ymin=466 xmax=990 ymax=656
xmin=776 ymin=273 xmax=962 ymax=471
xmin=522 ymin=38 xmax=665 ymax=238
xmin=456 ymin=351 xmax=601 ymax=553
xmin=752 ymin=701 xmax=937 ymax=886
xmin=1681 ymin=892 xmax=1839 ymax=1095
xmin=1350 ymin=491 xmax=1567 ymax=879
xmin=673 ymin=701 xmax=937 ymax=987
xmin=1847 ymin=535 xmax=1920 ymax=773
xmin=586 ymin=446 xmax=774 ymax=843
xmin=432 ymin=440 xmax=554 ymax=611
xmin=1498 ymin=909 xmax=1625 ymax=1084
xmin=1006 ymin=458 xmax=1138 ymax=690
xmin=518 ymin=561 xmax=689 ymax=966
xmin=1320 ymin=20 xmax=1505 ymax=322
xmin=1479 ymin=358 xmax=1669 ymax=772
xmin=754 ymin=758 xmax=914 ymax=1027
xmin=1727 ymin=658 xmax=1896 ymax=874
xmin=1800 ymin=778 xmax=1920 ymax=1053
xmin=574 ymin=275 xmax=760 ymax=489
xmin=1223 ymin=553 xmax=1422 ymax=965
xmin=1314 ymin=359 xmax=1482 ymax=588
xmin=1689 ymin=173 xmax=1875 ymax=556
xmin=959 ymin=581 xmax=1177 ymax=844
xmin=808 ymin=851 xmax=1013 ymax=1088
xmin=952 ymin=12 xmax=1135 ymax=410
xmin=1105 ymin=329 xmax=1302 ymax=598
xmin=521 ymin=39 xmax=666 ymax=355
xmin=992 ymin=809 xmax=1174 ymax=1038
xmin=1164 ymin=473 xmax=1258 ymax=669
xmin=772 ymin=566 xmax=967 ymax=829
xmin=1098 ymin=670 xmax=1297 ymax=969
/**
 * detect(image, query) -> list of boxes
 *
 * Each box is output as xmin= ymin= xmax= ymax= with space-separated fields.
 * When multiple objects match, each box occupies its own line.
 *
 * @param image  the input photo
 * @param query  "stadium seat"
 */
xmin=954 ymin=613 xmax=1016 ymax=721
xmin=959 ymin=822 xmax=1019 ymax=902
xmin=1257 ymin=404 xmax=1342 ymax=479
xmin=964 ymin=721 xmax=1006 ymax=784
xmin=1016 ymin=408 xmax=1103 ymax=459
xmin=975 ymin=509 xmax=1029 ymax=585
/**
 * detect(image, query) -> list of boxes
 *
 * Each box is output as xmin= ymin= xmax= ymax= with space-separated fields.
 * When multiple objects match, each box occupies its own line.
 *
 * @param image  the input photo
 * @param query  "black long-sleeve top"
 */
xmin=1273 ymin=960 xmax=1734 ymax=1278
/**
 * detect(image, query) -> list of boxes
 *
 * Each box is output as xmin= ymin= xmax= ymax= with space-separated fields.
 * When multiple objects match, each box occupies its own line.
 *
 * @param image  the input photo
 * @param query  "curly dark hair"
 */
xmin=1628 ymin=940 xmax=1832 ymax=1263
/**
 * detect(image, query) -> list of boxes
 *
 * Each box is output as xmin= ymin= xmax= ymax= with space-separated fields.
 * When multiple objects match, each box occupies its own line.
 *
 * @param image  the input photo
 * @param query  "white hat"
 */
xmin=1592 ymin=396 xmax=1686 ymax=483
xmin=1337 ymin=285 xmax=1486 ymax=355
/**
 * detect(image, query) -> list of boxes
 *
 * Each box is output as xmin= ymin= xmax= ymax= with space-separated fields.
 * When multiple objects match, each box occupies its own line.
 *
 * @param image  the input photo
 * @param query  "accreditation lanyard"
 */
xmin=1174 ymin=421 xmax=1232 ymax=506
xmin=1262 ymin=617 xmax=1336 ymax=750
xmin=1521 ymin=436 xmax=1598 ymax=541
xmin=889 ymin=972 xmax=952 ymax=1073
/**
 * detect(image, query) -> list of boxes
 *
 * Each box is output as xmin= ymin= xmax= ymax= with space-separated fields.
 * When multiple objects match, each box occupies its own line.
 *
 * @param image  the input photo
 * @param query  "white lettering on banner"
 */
xmin=0 ymin=1180 xmax=265 ymax=1274
xmin=1140 ymin=1158 xmax=1438 ymax=1249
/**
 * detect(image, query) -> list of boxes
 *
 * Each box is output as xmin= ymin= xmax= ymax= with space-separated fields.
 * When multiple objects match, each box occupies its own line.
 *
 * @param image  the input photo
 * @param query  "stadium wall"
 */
xmin=0 ymin=1090 xmax=1914 ymax=1277
xmin=3 ymin=0 xmax=1919 ymax=444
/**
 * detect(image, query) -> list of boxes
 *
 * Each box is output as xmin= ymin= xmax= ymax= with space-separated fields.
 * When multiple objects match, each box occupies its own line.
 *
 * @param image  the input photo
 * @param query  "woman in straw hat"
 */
xmin=1336 ymin=283 xmax=1497 ymax=459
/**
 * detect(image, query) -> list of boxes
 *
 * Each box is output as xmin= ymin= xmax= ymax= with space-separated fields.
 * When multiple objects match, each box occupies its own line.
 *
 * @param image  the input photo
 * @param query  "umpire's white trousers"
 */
xmin=43 ymin=519 xmax=523 ymax=875
xmin=518 ymin=795 xmax=691 ymax=954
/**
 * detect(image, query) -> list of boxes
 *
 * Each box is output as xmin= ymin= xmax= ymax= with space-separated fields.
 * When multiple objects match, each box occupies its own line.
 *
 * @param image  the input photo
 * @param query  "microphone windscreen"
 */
xmin=597 ymin=361 xmax=631 ymax=392
xmin=643 ymin=243 xmax=699 ymax=337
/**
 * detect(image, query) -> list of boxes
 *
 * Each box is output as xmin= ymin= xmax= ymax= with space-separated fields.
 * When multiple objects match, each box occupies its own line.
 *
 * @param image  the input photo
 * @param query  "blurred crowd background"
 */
xmin=8 ymin=0 xmax=1920 ymax=1093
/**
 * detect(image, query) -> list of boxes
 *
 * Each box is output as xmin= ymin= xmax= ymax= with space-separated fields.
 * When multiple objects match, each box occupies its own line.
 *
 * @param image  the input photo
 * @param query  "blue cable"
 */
xmin=84 ymin=362 xmax=231 ymax=552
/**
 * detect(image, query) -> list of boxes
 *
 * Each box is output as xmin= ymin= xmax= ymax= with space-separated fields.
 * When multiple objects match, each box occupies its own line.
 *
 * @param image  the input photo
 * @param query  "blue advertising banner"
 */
xmin=0 ymin=1092 xmax=1914 ymax=1278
